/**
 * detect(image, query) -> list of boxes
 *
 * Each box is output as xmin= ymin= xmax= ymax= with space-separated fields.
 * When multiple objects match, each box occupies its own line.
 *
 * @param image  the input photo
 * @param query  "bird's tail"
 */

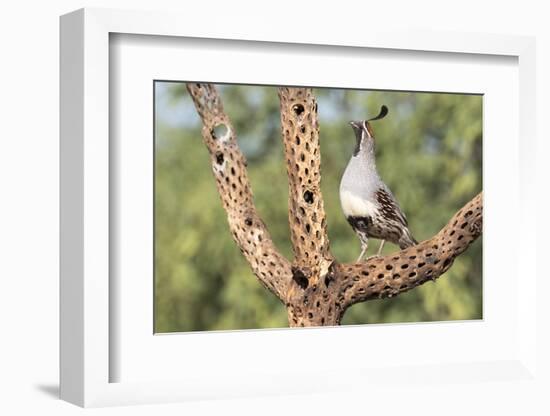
xmin=399 ymin=228 xmax=418 ymax=249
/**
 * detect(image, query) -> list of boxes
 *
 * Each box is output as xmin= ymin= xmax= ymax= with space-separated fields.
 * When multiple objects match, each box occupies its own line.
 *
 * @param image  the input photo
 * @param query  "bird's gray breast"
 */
xmin=339 ymin=155 xmax=380 ymax=219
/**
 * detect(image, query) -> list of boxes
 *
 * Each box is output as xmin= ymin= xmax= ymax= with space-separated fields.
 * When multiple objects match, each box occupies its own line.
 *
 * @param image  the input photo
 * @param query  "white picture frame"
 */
xmin=60 ymin=7 xmax=537 ymax=408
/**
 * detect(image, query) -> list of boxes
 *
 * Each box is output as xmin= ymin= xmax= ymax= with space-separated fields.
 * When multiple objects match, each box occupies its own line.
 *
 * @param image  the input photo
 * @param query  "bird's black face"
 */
xmin=349 ymin=121 xmax=372 ymax=156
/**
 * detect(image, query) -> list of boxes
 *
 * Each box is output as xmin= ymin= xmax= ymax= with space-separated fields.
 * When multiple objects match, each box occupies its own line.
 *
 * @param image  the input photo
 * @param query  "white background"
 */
xmin=1 ymin=1 xmax=548 ymax=415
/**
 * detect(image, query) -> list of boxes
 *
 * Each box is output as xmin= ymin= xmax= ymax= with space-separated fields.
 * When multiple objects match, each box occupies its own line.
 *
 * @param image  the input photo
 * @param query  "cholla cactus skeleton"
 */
xmin=186 ymin=83 xmax=482 ymax=327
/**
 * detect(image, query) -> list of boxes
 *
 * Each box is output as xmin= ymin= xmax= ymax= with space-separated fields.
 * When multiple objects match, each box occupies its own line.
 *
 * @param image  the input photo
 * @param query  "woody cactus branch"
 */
xmin=277 ymin=88 xmax=335 ymax=297
xmin=186 ymin=83 xmax=483 ymax=328
xmin=186 ymin=83 xmax=291 ymax=301
xmin=335 ymin=193 xmax=483 ymax=311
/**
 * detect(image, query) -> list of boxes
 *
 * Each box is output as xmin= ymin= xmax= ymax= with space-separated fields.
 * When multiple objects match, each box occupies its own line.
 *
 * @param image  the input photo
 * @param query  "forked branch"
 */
xmin=185 ymin=83 xmax=482 ymax=327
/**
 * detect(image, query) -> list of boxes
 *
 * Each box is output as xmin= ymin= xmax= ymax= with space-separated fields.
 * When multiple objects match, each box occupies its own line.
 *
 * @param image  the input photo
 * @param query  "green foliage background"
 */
xmin=154 ymin=83 xmax=482 ymax=333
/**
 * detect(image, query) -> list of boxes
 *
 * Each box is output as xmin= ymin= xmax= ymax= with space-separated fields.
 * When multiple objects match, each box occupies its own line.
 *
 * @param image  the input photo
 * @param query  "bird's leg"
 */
xmin=365 ymin=240 xmax=385 ymax=261
xmin=377 ymin=240 xmax=385 ymax=256
xmin=356 ymin=241 xmax=368 ymax=262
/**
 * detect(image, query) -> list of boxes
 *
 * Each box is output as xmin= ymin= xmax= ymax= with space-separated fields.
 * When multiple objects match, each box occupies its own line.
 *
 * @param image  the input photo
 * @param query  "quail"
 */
xmin=339 ymin=105 xmax=417 ymax=262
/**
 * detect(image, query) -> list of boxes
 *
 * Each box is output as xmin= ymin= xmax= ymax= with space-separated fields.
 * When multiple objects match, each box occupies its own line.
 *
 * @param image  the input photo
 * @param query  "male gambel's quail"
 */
xmin=339 ymin=105 xmax=417 ymax=262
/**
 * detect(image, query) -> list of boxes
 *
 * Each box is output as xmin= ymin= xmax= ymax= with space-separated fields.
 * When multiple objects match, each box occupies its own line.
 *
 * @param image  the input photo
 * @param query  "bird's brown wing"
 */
xmin=375 ymin=187 xmax=409 ymax=227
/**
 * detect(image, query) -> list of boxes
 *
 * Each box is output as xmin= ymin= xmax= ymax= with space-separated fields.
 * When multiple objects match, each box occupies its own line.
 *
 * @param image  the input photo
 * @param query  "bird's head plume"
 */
xmin=349 ymin=105 xmax=388 ymax=156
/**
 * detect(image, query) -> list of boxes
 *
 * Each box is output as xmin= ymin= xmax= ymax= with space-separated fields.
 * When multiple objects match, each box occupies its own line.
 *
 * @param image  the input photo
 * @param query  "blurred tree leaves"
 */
xmin=154 ymin=83 xmax=482 ymax=332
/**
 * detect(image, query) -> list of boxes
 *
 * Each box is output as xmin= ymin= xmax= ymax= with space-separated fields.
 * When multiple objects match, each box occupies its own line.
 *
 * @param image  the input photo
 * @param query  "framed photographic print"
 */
xmin=153 ymin=82 xmax=483 ymax=333
xmin=60 ymin=8 xmax=538 ymax=407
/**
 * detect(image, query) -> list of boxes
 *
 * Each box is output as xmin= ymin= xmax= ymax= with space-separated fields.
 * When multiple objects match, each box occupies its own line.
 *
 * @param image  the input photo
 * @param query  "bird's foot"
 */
xmin=365 ymin=254 xmax=381 ymax=261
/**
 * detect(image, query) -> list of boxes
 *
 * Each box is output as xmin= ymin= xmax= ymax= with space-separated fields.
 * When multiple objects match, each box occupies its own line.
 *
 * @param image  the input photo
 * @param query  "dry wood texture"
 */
xmin=186 ymin=83 xmax=291 ymax=301
xmin=186 ymin=83 xmax=483 ymax=327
